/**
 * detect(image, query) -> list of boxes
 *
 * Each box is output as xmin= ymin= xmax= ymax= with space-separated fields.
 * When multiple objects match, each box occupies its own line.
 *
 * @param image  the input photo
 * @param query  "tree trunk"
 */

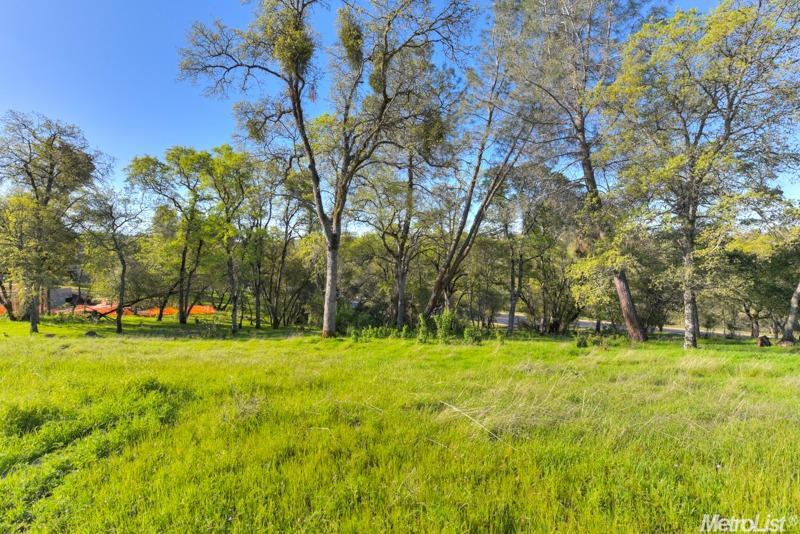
xmin=29 ymin=288 xmax=40 ymax=333
xmin=576 ymin=128 xmax=647 ymax=343
xmin=781 ymin=280 xmax=800 ymax=343
xmin=157 ymin=297 xmax=168 ymax=321
xmin=750 ymin=316 xmax=760 ymax=339
xmin=322 ymin=245 xmax=339 ymax=337
xmin=507 ymin=254 xmax=522 ymax=335
xmin=116 ymin=259 xmax=126 ymax=334
xmin=226 ymin=246 xmax=239 ymax=334
xmin=613 ymin=270 xmax=647 ymax=342
xmin=395 ymin=266 xmax=407 ymax=329
xmin=683 ymin=288 xmax=698 ymax=348
xmin=0 ymin=281 xmax=16 ymax=321
xmin=595 ymin=318 xmax=601 ymax=334
xmin=254 ymin=278 xmax=262 ymax=330
xmin=178 ymin=249 xmax=188 ymax=325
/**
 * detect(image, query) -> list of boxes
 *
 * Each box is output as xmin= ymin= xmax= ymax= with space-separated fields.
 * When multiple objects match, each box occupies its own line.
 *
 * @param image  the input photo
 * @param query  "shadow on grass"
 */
xmin=0 ymin=315 xmax=317 ymax=341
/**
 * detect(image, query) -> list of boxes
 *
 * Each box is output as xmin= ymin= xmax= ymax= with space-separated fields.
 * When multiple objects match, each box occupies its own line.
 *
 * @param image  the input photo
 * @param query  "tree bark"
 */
xmin=177 ymin=242 xmax=188 ymax=325
xmin=576 ymin=130 xmax=647 ymax=343
xmin=750 ymin=316 xmax=760 ymax=339
xmin=0 ymin=281 xmax=16 ymax=321
xmin=322 ymin=245 xmax=339 ymax=337
xmin=613 ymin=269 xmax=647 ymax=342
xmin=683 ymin=288 xmax=699 ymax=348
xmin=394 ymin=152 xmax=415 ymax=330
xmin=29 ymin=288 xmax=39 ymax=333
xmin=507 ymin=254 xmax=523 ymax=335
xmin=254 ymin=276 xmax=262 ymax=330
xmin=226 ymin=241 xmax=239 ymax=334
xmin=395 ymin=266 xmax=407 ymax=329
xmin=157 ymin=298 xmax=168 ymax=321
xmin=781 ymin=280 xmax=800 ymax=343
xmin=116 ymin=257 xmax=126 ymax=334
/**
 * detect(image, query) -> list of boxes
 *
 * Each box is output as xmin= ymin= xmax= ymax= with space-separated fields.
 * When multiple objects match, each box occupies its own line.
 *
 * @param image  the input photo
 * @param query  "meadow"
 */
xmin=2 ymin=317 xmax=800 ymax=532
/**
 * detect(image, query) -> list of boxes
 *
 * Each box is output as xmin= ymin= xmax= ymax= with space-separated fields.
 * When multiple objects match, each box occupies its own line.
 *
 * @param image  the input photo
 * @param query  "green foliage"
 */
xmin=260 ymin=5 xmax=314 ymax=77
xmin=337 ymin=8 xmax=363 ymax=69
xmin=400 ymin=324 xmax=411 ymax=339
xmin=368 ymin=50 xmax=385 ymax=93
xmin=434 ymin=309 xmax=458 ymax=343
xmin=463 ymin=325 xmax=483 ymax=345
xmin=416 ymin=313 xmax=430 ymax=343
xmin=413 ymin=108 xmax=447 ymax=158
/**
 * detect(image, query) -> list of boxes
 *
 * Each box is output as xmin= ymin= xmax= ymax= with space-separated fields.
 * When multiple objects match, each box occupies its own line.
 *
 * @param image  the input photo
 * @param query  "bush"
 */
xmin=359 ymin=325 xmax=395 ymax=341
xmin=463 ymin=326 xmax=483 ymax=345
xmin=416 ymin=314 xmax=430 ymax=343
xmin=576 ymin=332 xmax=609 ymax=349
xmin=434 ymin=309 xmax=457 ymax=343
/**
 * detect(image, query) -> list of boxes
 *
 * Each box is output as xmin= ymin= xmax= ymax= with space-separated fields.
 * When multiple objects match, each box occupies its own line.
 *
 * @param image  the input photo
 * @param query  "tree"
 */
xmin=79 ymin=186 xmax=144 ymax=334
xmin=127 ymin=147 xmax=210 ymax=325
xmin=606 ymin=1 xmax=800 ymax=347
xmin=203 ymin=146 xmax=255 ymax=333
xmin=421 ymin=28 xmax=537 ymax=317
xmin=180 ymin=0 xmax=470 ymax=336
xmin=0 ymin=111 xmax=100 ymax=332
xmin=496 ymin=0 xmax=654 ymax=342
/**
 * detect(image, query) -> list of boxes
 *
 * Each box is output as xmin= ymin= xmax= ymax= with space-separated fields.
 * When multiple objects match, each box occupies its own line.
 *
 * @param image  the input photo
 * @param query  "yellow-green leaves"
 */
xmin=412 ymin=108 xmax=446 ymax=158
xmin=258 ymin=4 xmax=314 ymax=77
xmin=337 ymin=8 xmax=364 ymax=70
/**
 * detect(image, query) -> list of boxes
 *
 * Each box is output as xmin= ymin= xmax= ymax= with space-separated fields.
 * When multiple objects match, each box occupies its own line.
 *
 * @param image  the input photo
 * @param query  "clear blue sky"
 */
xmin=4 ymin=0 xmax=794 ymax=197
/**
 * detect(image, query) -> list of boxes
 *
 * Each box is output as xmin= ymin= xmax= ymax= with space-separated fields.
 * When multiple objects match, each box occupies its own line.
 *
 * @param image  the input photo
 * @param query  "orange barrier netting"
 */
xmin=0 ymin=303 xmax=216 ymax=317
xmin=137 ymin=305 xmax=217 ymax=317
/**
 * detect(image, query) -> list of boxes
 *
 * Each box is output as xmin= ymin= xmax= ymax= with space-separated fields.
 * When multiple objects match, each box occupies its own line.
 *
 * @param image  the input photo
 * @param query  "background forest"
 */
xmin=1 ymin=0 xmax=799 ymax=350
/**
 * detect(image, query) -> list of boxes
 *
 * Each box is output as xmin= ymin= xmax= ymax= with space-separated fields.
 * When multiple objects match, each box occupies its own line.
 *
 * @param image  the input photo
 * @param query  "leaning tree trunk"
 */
xmin=0 ymin=281 xmax=16 ymax=321
xmin=577 ymin=132 xmax=648 ymax=343
xmin=781 ymin=280 xmax=800 ymax=343
xmin=614 ymin=270 xmax=647 ymax=342
xmin=322 ymin=245 xmax=339 ymax=337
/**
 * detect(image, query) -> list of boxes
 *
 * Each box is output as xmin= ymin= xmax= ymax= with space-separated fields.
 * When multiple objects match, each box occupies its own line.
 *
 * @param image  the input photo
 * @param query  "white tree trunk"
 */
xmin=782 ymin=280 xmax=800 ymax=343
xmin=322 ymin=246 xmax=339 ymax=337
xmin=683 ymin=288 xmax=698 ymax=348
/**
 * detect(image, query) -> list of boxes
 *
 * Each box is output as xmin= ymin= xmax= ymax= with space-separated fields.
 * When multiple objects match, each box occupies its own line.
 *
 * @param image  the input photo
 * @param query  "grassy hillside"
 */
xmin=1 ymin=318 xmax=799 ymax=532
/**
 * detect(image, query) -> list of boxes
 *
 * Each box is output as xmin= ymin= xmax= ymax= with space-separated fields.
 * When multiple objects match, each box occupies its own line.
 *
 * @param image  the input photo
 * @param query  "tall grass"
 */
xmin=1 ymin=316 xmax=799 ymax=531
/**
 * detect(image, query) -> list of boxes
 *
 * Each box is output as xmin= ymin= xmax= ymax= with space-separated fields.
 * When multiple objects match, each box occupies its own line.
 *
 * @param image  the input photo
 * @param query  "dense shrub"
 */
xmin=463 ymin=326 xmax=482 ymax=345
xmin=416 ymin=314 xmax=431 ymax=343
xmin=434 ymin=309 xmax=457 ymax=343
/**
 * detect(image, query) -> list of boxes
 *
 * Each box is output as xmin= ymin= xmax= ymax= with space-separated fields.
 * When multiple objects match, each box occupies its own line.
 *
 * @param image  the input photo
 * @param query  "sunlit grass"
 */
xmin=1 ymin=316 xmax=799 ymax=531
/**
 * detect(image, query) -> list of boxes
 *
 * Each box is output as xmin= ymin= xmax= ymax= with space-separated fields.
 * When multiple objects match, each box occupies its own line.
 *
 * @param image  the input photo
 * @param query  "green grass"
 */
xmin=2 ymin=317 xmax=800 ymax=532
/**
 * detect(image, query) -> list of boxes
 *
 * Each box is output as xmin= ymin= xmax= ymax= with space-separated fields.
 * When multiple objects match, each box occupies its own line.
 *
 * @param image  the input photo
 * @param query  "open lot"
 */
xmin=1 ymin=318 xmax=799 ymax=531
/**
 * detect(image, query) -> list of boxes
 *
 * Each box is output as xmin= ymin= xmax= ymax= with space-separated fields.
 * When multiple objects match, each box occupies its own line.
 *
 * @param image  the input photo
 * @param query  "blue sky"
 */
xmin=5 ymin=0 xmax=794 ymax=197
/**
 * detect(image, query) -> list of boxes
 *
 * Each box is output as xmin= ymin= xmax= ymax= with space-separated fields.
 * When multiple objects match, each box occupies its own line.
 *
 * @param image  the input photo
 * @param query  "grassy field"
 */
xmin=2 ymin=317 xmax=800 ymax=532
